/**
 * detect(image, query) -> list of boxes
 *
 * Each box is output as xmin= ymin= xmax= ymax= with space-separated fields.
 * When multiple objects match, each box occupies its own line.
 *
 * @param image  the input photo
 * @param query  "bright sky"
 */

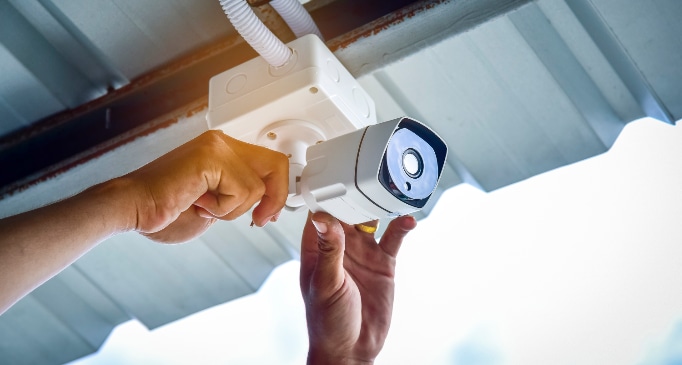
xmin=68 ymin=117 xmax=682 ymax=365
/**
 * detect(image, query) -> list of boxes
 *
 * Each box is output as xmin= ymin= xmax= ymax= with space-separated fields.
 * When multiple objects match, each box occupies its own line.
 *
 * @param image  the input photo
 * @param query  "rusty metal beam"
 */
xmin=0 ymin=0 xmax=534 ymax=199
xmin=0 ymin=0 xmax=424 ymax=197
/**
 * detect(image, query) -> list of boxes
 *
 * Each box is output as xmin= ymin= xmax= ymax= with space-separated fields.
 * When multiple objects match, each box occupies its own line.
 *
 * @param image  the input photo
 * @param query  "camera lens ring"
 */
xmin=402 ymin=148 xmax=423 ymax=179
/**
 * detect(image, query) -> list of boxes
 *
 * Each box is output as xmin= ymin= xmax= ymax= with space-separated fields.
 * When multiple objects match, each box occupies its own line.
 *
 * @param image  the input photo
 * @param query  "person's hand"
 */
xmin=300 ymin=211 xmax=417 ymax=364
xmin=121 ymin=130 xmax=289 ymax=243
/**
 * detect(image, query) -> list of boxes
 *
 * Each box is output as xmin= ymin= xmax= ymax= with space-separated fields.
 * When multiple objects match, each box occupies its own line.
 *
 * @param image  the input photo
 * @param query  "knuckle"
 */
xmin=193 ymin=132 xmax=228 ymax=160
xmin=198 ymin=130 xmax=225 ymax=147
xmin=204 ymin=129 xmax=226 ymax=140
xmin=252 ymin=179 xmax=266 ymax=197
xmin=261 ymin=149 xmax=288 ymax=170
xmin=273 ymin=151 xmax=289 ymax=165
xmin=317 ymin=238 xmax=337 ymax=255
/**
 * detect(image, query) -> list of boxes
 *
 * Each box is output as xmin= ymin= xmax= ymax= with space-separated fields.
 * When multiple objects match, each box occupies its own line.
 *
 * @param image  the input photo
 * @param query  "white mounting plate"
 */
xmin=206 ymin=34 xmax=377 ymax=146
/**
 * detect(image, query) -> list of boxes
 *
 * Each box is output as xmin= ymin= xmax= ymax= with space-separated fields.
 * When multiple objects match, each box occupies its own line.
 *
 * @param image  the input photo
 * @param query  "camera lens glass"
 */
xmin=402 ymin=148 xmax=423 ymax=178
xmin=376 ymin=117 xmax=448 ymax=209
xmin=383 ymin=127 xmax=439 ymax=201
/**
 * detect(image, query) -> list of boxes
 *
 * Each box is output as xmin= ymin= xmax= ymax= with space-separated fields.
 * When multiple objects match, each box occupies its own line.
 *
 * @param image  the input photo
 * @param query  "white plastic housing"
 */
xmin=301 ymin=117 xmax=447 ymax=225
xmin=207 ymin=34 xmax=376 ymax=148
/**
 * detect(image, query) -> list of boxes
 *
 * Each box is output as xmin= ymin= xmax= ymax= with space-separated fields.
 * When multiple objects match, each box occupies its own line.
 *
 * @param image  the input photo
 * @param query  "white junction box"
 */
xmin=207 ymin=34 xmax=376 ymax=151
xmin=207 ymin=34 xmax=377 ymax=206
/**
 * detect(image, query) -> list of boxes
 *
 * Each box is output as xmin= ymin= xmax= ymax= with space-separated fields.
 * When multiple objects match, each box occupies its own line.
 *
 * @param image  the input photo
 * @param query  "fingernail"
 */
xmin=197 ymin=210 xmax=214 ymax=219
xmin=258 ymin=213 xmax=276 ymax=227
xmin=311 ymin=219 xmax=327 ymax=234
xmin=195 ymin=206 xmax=215 ymax=219
xmin=270 ymin=211 xmax=281 ymax=223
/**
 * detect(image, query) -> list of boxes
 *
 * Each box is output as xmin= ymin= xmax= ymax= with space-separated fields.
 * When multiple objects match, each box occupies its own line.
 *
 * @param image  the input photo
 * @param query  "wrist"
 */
xmin=307 ymin=348 xmax=374 ymax=365
xmin=84 ymin=177 xmax=141 ymax=234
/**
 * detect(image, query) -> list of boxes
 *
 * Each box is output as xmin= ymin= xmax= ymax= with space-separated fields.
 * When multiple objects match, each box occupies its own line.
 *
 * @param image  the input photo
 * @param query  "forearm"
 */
xmin=0 ymin=178 xmax=137 ymax=314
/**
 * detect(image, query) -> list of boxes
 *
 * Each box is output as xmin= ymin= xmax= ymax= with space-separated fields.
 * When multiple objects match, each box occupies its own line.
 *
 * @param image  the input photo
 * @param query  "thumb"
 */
xmin=309 ymin=212 xmax=346 ymax=299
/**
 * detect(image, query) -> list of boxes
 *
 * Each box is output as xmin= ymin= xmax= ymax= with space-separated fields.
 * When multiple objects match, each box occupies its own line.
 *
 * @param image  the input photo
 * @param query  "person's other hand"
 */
xmin=300 ymin=211 xmax=417 ymax=364
xmin=121 ymin=130 xmax=289 ymax=243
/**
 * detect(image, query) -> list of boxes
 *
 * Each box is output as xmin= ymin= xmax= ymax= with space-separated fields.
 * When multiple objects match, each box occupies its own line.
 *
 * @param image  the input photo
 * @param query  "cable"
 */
xmin=270 ymin=0 xmax=324 ymax=40
xmin=218 ymin=0 xmax=291 ymax=67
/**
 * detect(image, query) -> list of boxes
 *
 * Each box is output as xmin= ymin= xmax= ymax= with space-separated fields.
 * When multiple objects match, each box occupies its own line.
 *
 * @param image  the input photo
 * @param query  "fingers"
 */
xmin=142 ymin=207 xmax=216 ymax=244
xmin=378 ymin=215 xmax=417 ymax=258
xmin=216 ymin=133 xmax=289 ymax=227
xmin=301 ymin=212 xmax=346 ymax=300
xmin=128 ymin=130 xmax=289 ymax=241
xmin=187 ymin=131 xmax=289 ymax=225
xmin=299 ymin=211 xmax=319 ymax=297
xmin=193 ymin=192 xmax=243 ymax=218
xmin=193 ymin=165 xmax=265 ymax=221
xmin=250 ymin=161 xmax=288 ymax=226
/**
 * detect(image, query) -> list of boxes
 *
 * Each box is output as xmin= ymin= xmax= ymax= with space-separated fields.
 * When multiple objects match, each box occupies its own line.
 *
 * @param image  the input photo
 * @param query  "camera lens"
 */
xmin=402 ymin=148 xmax=423 ymax=178
xmin=383 ymin=127 xmax=439 ymax=201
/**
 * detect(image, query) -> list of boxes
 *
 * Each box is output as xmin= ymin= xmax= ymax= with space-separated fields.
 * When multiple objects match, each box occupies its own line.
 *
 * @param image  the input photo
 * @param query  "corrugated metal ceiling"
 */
xmin=0 ymin=0 xmax=230 ymax=136
xmin=0 ymin=0 xmax=680 ymax=363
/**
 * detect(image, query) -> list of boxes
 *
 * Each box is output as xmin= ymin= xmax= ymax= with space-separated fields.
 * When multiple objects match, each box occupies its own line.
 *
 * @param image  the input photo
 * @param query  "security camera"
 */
xmin=207 ymin=34 xmax=448 ymax=224
xmin=299 ymin=117 xmax=448 ymax=224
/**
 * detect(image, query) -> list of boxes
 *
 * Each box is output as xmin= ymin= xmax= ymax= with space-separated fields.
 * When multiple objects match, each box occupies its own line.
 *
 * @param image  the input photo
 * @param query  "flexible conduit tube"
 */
xmin=270 ymin=0 xmax=324 ymax=40
xmin=219 ymin=0 xmax=291 ymax=67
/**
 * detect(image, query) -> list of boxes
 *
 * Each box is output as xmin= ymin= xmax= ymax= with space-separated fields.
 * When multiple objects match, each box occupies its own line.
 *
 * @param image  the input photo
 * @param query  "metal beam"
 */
xmin=0 ymin=0 xmax=422 ymax=197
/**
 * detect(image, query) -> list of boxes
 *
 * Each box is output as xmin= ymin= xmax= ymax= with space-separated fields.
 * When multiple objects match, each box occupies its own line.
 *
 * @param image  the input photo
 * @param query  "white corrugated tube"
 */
xmin=270 ymin=0 xmax=324 ymax=40
xmin=219 ymin=0 xmax=291 ymax=67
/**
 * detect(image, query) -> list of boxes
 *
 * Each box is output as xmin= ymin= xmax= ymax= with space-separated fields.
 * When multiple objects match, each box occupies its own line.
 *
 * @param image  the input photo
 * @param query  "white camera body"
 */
xmin=302 ymin=117 xmax=448 ymax=224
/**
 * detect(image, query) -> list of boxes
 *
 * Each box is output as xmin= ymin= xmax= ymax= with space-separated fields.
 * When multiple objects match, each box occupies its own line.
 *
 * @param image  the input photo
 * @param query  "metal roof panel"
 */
xmin=74 ymin=232 xmax=254 ymax=329
xmin=0 ymin=44 xmax=63 ymax=135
